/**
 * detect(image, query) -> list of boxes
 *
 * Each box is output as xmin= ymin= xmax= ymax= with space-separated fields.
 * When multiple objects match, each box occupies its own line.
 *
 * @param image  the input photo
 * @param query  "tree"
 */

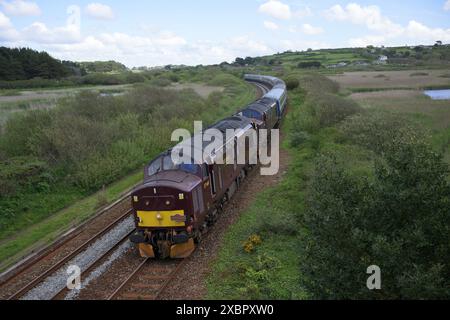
xmin=300 ymin=137 xmax=450 ymax=299
xmin=0 ymin=47 xmax=72 ymax=80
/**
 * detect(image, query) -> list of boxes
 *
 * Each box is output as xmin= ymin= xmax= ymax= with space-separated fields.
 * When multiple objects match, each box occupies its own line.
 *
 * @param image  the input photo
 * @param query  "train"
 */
xmin=129 ymin=74 xmax=288 ymax=259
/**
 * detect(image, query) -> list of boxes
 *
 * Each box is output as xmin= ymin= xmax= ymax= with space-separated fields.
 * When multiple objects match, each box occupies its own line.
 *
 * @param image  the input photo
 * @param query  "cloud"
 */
xmin=1 ymin=0 xmax=40 ymax=16
xmin=293 ymin=6 xmax=313 ymax=18
xmin=404 ymin=20 xmax=450 ymax=43
xmin=264 ymin=21 xmax=279 ymax=30
xmin=30 ymin=27 xmax=273 ymax=67
xmin=22 ymin=21 xmax=81 ymax=44
xmin=324 ymin=3 xmax=403 ymax=36
xmin=324 ymin=3 xmax=450 ymax=47
xmin=348 ymin=34 xmax=387 ymax=47
xmin=228 ymin=35 xmax=271 ymax=55
xmin=259 ymin=0 xmax=292 ymax=20
xmin=0 ymin=10 xmax=11 ymax=28
xmin=301 ymin=23 xmax=324 ymax=35
xmin=445 ymin=1 xmax=450 ymax=11
xmin=280 ymin=39 xmax=329 ymax=52
xmin=85 ymin=2 xmax=114 ymax=20
xmin=0 ymin=10 xmax=19 ymax=40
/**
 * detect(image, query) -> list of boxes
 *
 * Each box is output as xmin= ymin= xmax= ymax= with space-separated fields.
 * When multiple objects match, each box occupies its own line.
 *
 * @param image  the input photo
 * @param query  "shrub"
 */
xmin=149 ymin=77 xmax=172 ymax=87
xmin=298 ymin=61 xmax=322 ymax=69
xmin=289 ymin=131 xmax=310 ymax=148
xmin=340 ymin=110 xmax=425 ymax=155
xmin=300 ymin=138 xmax=450 ymax=299
xmin=237 ymin=254 xmax=281 ymax=299
xmin=125 ymin=72 xmax=146 ymax=84
xmin=285 ymin=78 xmax=300 ymax=91
xmin=313 ymin=93 xmax=362 ymax=127
xmin=300 ymin=74 xmax=340 ymax=95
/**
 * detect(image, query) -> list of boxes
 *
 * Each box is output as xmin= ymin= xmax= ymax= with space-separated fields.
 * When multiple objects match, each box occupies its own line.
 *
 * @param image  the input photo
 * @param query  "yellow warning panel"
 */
xmin=137 ymin=210 xmax=186 ymax=228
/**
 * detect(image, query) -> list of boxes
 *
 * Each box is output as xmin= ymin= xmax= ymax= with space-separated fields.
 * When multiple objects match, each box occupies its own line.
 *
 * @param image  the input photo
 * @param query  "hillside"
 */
xmin=232 ymin=43 xmax=450 ymax=71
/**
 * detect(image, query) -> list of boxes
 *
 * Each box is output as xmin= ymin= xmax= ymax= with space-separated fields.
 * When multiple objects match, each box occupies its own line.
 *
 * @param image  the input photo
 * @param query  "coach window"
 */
xmin=218 ymin=167 xmax=223 ymax=190
xmin=193 ymin=187 xmax=199 ymax=214
xmin=234 ymin=137 xmax=238 ymax=171
xmin=210 ymin=169 xmax=217 ymax=195
xmin=202 ymin=164 xmax=209 ymax=180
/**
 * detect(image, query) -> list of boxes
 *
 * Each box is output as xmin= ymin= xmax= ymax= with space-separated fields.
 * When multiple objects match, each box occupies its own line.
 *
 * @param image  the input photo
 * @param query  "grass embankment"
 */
xmin=0 ymin=71 xmax=255 ymax=270
xmin=0 ymin=171 xmax=142 ymax=271
xmin=207 ymin=73 xmax=450 ymax=299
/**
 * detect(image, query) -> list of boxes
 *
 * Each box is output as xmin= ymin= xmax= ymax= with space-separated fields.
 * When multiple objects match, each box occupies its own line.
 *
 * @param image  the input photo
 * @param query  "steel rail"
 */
xmin=7 ymin=208 xmax=134 ymax=300
xmin=51 ymin=229 xmax=135 ymax=300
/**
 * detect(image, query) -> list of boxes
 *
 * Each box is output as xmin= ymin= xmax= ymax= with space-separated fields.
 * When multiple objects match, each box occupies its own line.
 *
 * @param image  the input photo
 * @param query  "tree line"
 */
xmin=0 ymin=47 xmax=77 ymax=81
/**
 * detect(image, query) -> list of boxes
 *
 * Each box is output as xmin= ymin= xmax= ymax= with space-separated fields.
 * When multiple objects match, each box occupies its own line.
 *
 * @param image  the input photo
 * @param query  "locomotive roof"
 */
xmin=141 ymin=170 xmax=201 ymax=192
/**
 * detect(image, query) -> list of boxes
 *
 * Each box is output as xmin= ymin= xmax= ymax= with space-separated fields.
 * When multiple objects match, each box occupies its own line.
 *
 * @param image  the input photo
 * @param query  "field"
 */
xmin=331 ymin=69 xmax=450 ymax=163
xmin=329 ymin=70 xmax=450 ymax=90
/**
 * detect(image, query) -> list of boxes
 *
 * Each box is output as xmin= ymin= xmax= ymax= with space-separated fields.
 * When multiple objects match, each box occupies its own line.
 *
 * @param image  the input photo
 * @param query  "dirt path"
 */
xmin=160 ymin=142 xmax=291 ymax=300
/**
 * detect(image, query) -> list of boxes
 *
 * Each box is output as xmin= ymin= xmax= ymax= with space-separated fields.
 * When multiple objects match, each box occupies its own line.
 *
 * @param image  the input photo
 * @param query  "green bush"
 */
xmin=313 ymin=93 xmax=362 ymax=127
xmin=300 ymin=137 xmax=450 ymax=299
xmin=236 ymin=254 xmax=282 ymax=300
xmin=340 ymin=110 xmax=426 ymax=155
xmin=289 ymin=131 xmax=310 ymax=148
xmin=285 ymin=78 xmax=300 ymax=91
xmin=149 ymin=77 xmax=172 ymax=87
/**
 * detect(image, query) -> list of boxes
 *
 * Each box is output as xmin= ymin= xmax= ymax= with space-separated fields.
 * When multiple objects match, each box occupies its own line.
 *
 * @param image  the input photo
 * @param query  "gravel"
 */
xmin=64 ymin=241 xmax=133 ymax=300
xmin=21 ymin=216 xmax=135 ymax=300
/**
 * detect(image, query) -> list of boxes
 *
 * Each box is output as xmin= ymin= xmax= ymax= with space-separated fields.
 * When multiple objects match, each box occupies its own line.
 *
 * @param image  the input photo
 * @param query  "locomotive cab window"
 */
xmin=163 ymin=155 xmax=176 ymax=171
xmin=148 ymin=158 xmax=162 ymax=176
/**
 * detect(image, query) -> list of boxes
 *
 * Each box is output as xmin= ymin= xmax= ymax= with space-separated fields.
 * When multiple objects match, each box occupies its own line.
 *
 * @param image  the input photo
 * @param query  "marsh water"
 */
xmin=424 ymin=89 xmax=450 ymax=100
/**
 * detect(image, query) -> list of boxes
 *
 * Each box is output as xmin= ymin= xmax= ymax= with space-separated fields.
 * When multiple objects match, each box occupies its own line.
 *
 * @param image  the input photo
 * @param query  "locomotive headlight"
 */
xmin=133 ymin=196 xmax=138 ymax=202
xmin=179 ymin=193 xmax=184 ymax=200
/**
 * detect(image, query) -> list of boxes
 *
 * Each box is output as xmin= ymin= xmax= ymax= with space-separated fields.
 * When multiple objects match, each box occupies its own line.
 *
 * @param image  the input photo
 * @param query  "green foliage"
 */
xmin=339 ymin=110 xmax=425 ymax=155
xmin=79 ymin=60 xmax=128 ymax=73
xmin=0 ymin=47 xmax=72 ymax=81
xmin=298 ymin=61 xmax=322 ymax=69
xmin=288 ymin=74 xmax=361 ymax=135
xmin=0 ymin=156 xmax=50 ymax=197
xmin=0 ymin=71 xmax=255 ymax=243
xmin=285 ymin=77 xmax=300 ymax=91
xmin=300 ymin=124 xmax=450 ymax=299
xmin=236 ymin=254 xmax=282 ymax=299
xmin=149 ymin=77 xmax=172 ymax=87
xmin=289 ymin=131 xmax=310 ymax=148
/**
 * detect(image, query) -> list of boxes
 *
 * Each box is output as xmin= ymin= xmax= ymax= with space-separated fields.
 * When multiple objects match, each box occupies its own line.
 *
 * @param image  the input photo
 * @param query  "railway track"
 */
xmin=1 ymin=80 xmax=271 ymax=301
xmin=6 ymin=208 xmax=134 ymax=300
xmin=51 ymin=229 xmax=136 ymax=300
xmin=107 ymin=258 xmax=186 ymax=300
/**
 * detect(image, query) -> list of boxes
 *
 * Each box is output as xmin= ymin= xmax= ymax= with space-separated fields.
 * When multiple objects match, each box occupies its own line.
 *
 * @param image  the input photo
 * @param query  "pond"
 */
xmin=424 ymin=89 xmax=450 ymax=100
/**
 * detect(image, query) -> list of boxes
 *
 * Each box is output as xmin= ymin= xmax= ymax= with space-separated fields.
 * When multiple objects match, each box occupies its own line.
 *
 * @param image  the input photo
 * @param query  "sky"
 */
xmin=0 ymin=0 xmax=450 ymax=67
